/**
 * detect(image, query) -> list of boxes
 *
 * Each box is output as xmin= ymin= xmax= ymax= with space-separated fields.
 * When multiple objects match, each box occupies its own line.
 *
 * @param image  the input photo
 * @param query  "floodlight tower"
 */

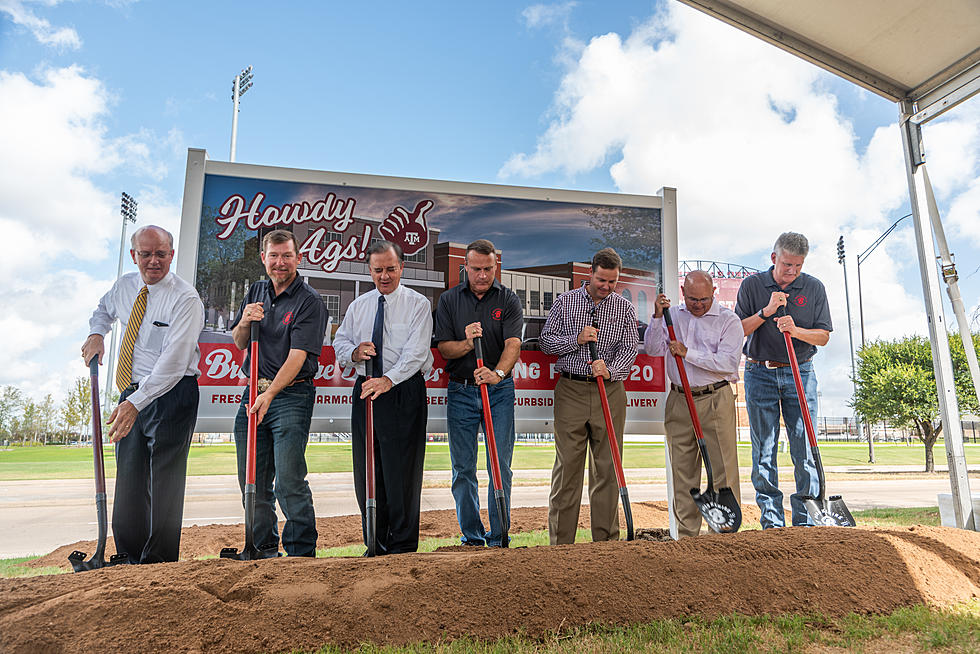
xmin=229 ymin=65 xmax=254 ymax=162
xmin=838 ymin=236 xmax=871 ymax=462
xmin=103 ymin=192 xmax=138 ymax=410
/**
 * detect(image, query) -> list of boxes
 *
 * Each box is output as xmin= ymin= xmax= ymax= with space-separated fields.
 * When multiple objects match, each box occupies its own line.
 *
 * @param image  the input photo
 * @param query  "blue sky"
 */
xmin=1 ymin=0 xmax=978 ymax=416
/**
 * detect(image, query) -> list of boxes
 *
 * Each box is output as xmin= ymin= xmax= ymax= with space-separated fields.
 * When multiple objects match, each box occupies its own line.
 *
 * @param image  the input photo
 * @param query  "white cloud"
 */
xmin=0 ymin=0 xmax=81 ymax=49
xmin=522 ymin=2 xmax=577 ymax=29
xmin=0 ymin=65 xmax=176 ymax=403
xmin=499 ymin=2 xmax=980 ymax=414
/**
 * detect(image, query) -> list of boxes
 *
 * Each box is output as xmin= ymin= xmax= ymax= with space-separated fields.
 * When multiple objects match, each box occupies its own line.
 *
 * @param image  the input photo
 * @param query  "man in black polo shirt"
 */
xmin=231 ymin=229 xmax=327 ymax=557
xmin=435 ymin=239 xmax=523 ymax=546
xmin=735 ymin=232 xmax=832 ymax=529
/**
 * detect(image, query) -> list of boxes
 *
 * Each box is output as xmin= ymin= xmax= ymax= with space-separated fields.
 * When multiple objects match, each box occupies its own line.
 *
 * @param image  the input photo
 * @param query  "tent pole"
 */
xmin=900 ymin=101 xmax=975 ymax=530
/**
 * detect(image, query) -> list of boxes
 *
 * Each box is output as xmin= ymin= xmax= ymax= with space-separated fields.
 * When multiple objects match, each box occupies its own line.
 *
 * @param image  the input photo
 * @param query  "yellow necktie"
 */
xmin=116 ymin=285 xmax=148 ymax=392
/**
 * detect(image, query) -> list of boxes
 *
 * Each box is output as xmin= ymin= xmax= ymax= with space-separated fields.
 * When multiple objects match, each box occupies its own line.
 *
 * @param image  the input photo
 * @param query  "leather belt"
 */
xmin=747 ymin=358 xmax=810 ymax=369
xmin=671 ymin=380 xmax=729 ymax=396
xmin=450 ymin=376 xmax=477 ymax=386
xmin=560 ymin=371 xmax=595 ymax=383
xmin=256 ymin=377 xmax=310 ymax=393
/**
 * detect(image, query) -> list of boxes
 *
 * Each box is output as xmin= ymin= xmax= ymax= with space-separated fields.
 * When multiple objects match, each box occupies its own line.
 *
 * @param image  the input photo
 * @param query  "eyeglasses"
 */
xmin=686 ymin=296 xmax=712 ymax=304
xmin=135 ymin=250 xmax=171 ymax=260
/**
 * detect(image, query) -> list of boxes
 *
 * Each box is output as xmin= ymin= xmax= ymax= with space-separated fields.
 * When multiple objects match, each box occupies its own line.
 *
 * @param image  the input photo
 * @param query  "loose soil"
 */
xmin=3 ymin=502 xmax=979 ymax=653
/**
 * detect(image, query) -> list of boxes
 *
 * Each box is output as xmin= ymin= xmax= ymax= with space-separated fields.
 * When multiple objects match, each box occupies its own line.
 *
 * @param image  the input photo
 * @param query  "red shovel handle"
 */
xmin=474 ymin=338 xmax=504 ymax=492
xmin=661 ymin=308 xmax=707 ymax=445
xmin=778 ymin=307 xmax=819 ymax=448
xmin=245 ymin=322 xmax=259 ymax=486
xmin=587 ymin=339 xmax=627 ymax=489
xmin=365 ymin=359 xmax=375 ymax=501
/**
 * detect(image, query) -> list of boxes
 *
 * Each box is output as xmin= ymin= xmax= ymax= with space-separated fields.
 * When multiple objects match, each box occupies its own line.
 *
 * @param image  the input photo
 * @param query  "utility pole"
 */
xmin=838 ymin=236 xmax=872 ymax=462
xmin=103 ymin=192 xmax=138 ymax=410
xmin=229 ymin=65 xmax=254 ymax=162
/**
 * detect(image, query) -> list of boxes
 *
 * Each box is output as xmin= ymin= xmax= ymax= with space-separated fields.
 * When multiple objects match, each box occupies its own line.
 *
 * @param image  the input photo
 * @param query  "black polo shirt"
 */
xmin=434 ymin=278 xmax=524 ymax=380
xmin=231 ymin=275 xmax=327 ymax=381
xmin=734 ymin=267 xmax=833 ymax=364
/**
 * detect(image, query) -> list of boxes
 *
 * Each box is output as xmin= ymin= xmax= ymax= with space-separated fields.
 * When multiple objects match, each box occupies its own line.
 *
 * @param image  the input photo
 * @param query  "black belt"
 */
xmin=671 ymin=380 xmax=728 ymax=396
xmin=560 ymin=371 xmax=595 ymax=383
xmin=450 ymin=376 xmax=477 ymax=386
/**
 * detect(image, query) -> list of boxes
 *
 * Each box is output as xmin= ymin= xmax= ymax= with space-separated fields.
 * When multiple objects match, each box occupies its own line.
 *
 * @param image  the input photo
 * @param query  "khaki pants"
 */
xmin=549 ymin=376 xmax=626 ymax=545
xmin=665 ymin=383 xmax=740 ymax=538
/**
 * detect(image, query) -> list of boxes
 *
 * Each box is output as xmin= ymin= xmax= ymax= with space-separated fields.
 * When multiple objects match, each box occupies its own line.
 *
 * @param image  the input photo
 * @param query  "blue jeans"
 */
xmin=744 ymin=359 xmax=821 ymax=528
xmin=234 ymin=381 xmax=318 ymax=556
xmin=446 ymin=377 xmax=515 ymax=546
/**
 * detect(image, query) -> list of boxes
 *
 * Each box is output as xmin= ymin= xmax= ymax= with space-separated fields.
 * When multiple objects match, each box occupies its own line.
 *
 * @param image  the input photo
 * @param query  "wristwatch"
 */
xmin=494 ymin=369 xmax=506 ymax=379
xmin=757 ymin=308 xmax=767 ymax=320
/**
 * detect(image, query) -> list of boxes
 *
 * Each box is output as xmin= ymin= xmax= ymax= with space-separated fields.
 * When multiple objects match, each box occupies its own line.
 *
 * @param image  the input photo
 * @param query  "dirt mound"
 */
xmin=32 ymin=501 xmax=691 ymax=569
xmin=2 ymin=522 xmax=978 ymax=653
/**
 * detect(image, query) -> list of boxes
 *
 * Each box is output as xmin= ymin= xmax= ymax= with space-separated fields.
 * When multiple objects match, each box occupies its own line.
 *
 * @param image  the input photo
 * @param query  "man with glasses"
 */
xmin=540 ymin=247 xmax=638 ymax=545
xmin=647 ymin=270 xmax=743 ymax=538
xmin=735 ymin=232 xmax=832 ymax=528
xmin=231 ymin=229 xmax=327 ymax=557
xmin=82 ymin=225 xmax=204 ymax=563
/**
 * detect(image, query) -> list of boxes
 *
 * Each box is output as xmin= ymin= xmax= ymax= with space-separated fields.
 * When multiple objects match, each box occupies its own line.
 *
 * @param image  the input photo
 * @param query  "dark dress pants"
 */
xmin=113 ymin=375 xmax=198 ymax=563
xmin=351 ymin=372 xmax=427 ymax=554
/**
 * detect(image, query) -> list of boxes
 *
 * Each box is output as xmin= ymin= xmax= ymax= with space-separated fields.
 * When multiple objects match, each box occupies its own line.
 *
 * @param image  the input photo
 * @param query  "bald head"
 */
xmin=682 ymin=270 xmax=715 ymax=317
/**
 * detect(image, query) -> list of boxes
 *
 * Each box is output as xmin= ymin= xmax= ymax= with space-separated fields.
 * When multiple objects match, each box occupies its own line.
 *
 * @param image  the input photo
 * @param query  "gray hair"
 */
xmin=773 ymin=232 xmax=809 ymax=257
xmin=130 ymin=225 xmax=174 ymax=249
xmin=366 ymin=239 xmax=403 ymax=262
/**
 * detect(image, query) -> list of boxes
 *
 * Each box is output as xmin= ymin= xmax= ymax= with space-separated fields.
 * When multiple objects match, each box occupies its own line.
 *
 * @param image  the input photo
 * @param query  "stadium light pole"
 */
xmin=103 ymin=192 xmax=138 ymax=411
xmin=856 ymin=213 xmax=912 ymax=347
xmin=229 ymin=65 xmax=254 ymax=162
xmin=838 ymin=236 xmax=871 ymax=462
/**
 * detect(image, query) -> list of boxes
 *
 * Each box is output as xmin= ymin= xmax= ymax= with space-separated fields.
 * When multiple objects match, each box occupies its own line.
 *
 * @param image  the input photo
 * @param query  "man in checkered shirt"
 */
xmin=540 ymin=247 xmax=639 ymax=545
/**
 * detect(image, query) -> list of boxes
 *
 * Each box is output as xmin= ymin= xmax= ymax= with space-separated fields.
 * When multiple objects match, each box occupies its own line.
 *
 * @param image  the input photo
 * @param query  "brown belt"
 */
xmin=747 ymin=358 xmax=809 ymax=369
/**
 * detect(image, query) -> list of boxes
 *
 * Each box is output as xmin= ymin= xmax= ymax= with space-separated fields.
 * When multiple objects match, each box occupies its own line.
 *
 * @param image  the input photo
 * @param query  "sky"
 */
xmin=1 ymin=0 xmax=978 ymax=417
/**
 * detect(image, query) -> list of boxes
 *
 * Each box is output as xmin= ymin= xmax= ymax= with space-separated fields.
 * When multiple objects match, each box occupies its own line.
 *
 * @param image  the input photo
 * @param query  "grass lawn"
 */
xmin=1 ymin=441 xmax=976 ymax=480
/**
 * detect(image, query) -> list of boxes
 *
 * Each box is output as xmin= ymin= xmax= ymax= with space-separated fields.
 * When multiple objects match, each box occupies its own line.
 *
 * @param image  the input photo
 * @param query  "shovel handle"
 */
xmin=473 ymin=337 xmax=505 ymax=495
xmin=586 ymin=322 xmax=628 ymax=491
xmin=87 ymin=356 xmax=107 ymax=495
xmin=245 ymin=322 xmax=259 ymax=486
xmin=662 ymin=308 xmax=715 ymax=490
xmin=776 ymin=307 xmax=819 ymax=449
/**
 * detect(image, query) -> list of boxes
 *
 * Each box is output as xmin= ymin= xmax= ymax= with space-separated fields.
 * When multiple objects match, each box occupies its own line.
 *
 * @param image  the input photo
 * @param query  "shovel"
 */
xmin=662 ymin=308 xmax=741 ymax=533
xmin=777 ymin=307 xmax=855 ymax=527
xmin=474 ymin=336 xmax=509 ymax=547
xmin=586 ymin=313 xmax=634 ymax=541
xmin=68 ymin=356 xmax=130 ymax=572
xmin=221 ymin=322 xmax=264 ymax=560
xmin=364 ymin=358 xmax=378 ymax=557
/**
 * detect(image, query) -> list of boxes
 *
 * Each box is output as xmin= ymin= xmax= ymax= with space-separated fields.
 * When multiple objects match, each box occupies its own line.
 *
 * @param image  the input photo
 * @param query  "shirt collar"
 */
xmin=460 ymin=277 xmax=502 ymax=299
xmin=145 ymin=272 xmax=173 ymax=294
xmin=267 ymin=274 xmax=304 ymax=297
xmin=764 ymin=266 xmax=804 ymax=291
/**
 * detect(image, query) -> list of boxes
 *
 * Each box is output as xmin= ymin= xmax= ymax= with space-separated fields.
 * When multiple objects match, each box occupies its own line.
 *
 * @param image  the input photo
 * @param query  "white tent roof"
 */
xmin=676 ymin=0 xmax=980 ymax=121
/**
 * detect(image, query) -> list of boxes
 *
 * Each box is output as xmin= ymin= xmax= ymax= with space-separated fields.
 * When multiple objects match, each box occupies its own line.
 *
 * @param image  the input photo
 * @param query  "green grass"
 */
xmin=303 ymin=601 xmax=980 ymax=653
xmin=1 ymin=441 xmax=977 ymax=481
xmin=0 ymin=556 xmax=63 ymax=578
xmin=850 ymin=506 xmax=942 ymax=527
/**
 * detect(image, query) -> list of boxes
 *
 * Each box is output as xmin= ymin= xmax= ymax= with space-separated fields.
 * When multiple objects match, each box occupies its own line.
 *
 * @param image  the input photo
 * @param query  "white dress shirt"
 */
xmin=333 ymin=283 xmax=434 ymax=386
xmin=645 ymin=300 xmax=743 ymax=387
xmin=89 ymin=272 xmax=204 ymax=411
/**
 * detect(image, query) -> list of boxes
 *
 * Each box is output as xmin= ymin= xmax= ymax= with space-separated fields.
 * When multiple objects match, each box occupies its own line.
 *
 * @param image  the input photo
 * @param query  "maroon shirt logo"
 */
xmin=794 ymin=295 xmax=807 ymax=307
xmin=282 ymin=310 xmax=294 ymax=325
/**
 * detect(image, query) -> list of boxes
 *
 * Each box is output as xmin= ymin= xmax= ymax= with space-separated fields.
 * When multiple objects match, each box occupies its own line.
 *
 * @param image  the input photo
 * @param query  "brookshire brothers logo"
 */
xmin=215 ymin=193 xmax=432 ymax=273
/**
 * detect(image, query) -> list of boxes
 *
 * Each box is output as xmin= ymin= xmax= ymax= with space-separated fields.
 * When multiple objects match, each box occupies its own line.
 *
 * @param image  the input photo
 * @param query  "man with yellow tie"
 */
xmin=82 ymin=225 xmax=204 ymax=564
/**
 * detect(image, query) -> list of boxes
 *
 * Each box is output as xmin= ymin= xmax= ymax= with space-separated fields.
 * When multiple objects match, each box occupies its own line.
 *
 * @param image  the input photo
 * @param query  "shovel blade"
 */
xmin=690 ymin=487 xmax=742 ymax=533
xmin=68 ymin=550 xmax=130 ymax=572
xmin=219 ymin=545 xmax=268 ymax=561
xmin=802 ymin=495 xmax=856 ymax=527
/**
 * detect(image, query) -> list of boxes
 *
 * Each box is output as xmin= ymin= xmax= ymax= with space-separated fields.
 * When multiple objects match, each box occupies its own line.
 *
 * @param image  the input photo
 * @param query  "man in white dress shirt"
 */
xmin=81 ymin=225 xmax=204 ymax=563
xmin=646 ymin=270 xmax=743 ymax=538
xmin=333 ymin=240 xmax=434 ymax=554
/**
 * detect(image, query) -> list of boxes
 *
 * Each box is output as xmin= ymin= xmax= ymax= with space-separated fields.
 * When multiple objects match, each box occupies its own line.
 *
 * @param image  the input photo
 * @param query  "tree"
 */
xmin=62 ymin=377 xmax=92 ymax=440
xmin=853 ymin=333 xmax=980 ymax=472
xmin=585 ymin=206 xmax=663 ymax=275
xmin=0 ymin=385 xmax=22 ymax=442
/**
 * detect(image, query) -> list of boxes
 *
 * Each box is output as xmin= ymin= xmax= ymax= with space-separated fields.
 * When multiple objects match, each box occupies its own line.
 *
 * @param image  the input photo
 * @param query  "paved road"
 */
xmin=3 ymin=468 xmax=975 ymax=558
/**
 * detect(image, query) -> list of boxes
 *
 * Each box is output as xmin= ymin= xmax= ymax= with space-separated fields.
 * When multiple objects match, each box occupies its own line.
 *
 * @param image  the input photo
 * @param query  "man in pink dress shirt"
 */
xmin=647 ymin=270 xmax=744 ymax=538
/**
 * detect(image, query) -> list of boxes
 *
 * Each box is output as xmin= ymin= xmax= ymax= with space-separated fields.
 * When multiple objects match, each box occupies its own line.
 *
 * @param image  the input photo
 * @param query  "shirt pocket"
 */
xmin=144 ymin=322 xmax=169 ymax=354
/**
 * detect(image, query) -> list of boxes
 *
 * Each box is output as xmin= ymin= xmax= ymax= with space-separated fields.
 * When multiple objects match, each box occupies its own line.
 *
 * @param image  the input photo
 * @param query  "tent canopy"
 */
xmin=676 ymin=0 xmax=980 ymax=122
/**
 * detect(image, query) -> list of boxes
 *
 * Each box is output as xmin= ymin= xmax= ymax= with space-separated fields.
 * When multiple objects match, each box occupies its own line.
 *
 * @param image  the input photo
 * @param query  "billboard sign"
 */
xmin=177 ymin=149 xmax=678 ymax=433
